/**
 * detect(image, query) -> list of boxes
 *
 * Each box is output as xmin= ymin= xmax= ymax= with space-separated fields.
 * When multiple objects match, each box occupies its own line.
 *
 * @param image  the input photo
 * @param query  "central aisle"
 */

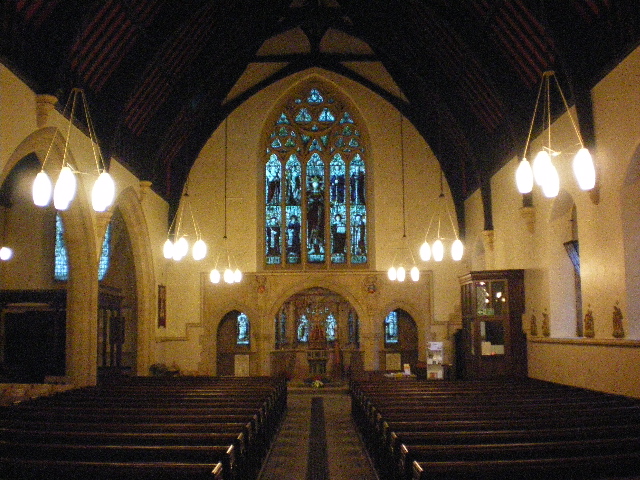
xmin=258 ymin=389 xmax=379 ymax=480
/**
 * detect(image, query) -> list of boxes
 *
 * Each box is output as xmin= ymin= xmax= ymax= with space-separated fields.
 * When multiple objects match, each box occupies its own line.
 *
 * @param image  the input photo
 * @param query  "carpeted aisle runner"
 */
xmin=257 ymin=392 xmax=378 ymax=480
xmin=307 ymin=397 xmax=329 ymax=479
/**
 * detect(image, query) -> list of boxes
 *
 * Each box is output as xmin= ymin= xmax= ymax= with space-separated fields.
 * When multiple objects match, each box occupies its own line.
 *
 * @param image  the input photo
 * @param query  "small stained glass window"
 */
xmin=237 ymin=313 xmax=250 ymax=345
xmin=325 ymin=314 xmax=337 ymax=341
xmin=54 ymin=214 xmax=69 ymax=281
xmin=385 ymin=311 xmax=399 ymax=344
xmin=297 ymin=315 xmax=309 ymax=343
xmin=98 ymin=223 xmax=111 ymax=281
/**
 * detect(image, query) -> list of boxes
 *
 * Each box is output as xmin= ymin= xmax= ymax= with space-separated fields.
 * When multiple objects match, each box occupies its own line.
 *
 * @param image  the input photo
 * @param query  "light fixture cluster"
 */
xmin=388 ymin=115 xmax=421 ymax=282
xmin=162 ymin=190 xmax=207 ymax=262
xmin=420 ymin=171 xmax=464 ymax=263
xmin=516 ymin=70 xmax=596 ymax=197
xmin=32 ymin=88 xmax=115 ymax=212
xmin=209 ymin=237 xmax=242 ymax=284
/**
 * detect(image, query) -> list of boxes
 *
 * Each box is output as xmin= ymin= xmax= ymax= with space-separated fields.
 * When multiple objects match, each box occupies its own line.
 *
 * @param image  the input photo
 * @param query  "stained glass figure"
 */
xmin=331 ymin=207 xmax=347 ymax=264
xmin=98 ymin=223 xmax=111 ymax=281
xmin=306 ymin=154 xmax=325 ymax=263
xmin=266 ymin=155 xmax=281 ymax=205
xmin=237 ymin=313 xmax=250 ymax=345
xmin=330 ymin=154 xmax=345 ymax=204
xmin=325 ymin=314 xmax=337 ymax=341
xmin=285 ymin=156 xmax=302 ymax=205
xmin=385 ymin=311 xmax=399 ymax=344
xmin=286 ymin=206 xmax=301 ymax=264
xmin=265 ymin=213 xmax=281 ymax=262
xmin=351 ymin=209 xmax=367 ymax=264
xmin=350 ymin=154 xmax=365 ymax=204
xmin=55 ymin=213 xmax=69 ymax=281
xmin=297 ymin=315 xmax=309 ymax=342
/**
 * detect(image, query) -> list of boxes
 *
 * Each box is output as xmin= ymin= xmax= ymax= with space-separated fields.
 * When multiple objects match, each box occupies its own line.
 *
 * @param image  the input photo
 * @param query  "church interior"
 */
xmin=1 ymin=1 xmax=640 ymax=478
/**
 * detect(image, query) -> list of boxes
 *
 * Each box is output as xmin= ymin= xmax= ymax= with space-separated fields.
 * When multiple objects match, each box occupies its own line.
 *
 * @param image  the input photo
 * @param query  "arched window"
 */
xmin=385 ymin=311 xmax=399 ymax=344
xmin=237 ymin=312 xmax=250 ymax=345
xmin=297 ymin=315 xmax=309 ymax=342
xmin=265 ymin=86 xmax=368 ymax=266
xmin=55 ymin=214 xmax=111 ymax=281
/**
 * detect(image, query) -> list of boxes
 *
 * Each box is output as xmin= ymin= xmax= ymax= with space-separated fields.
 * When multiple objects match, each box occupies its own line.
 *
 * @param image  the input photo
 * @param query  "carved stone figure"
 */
xmin=530 ymin=313 xmax=538 ymax=336
xmin=612 ymin=303 xmax=625 ymax=338
xmin=541 ymin=311 xmax=550 ymax=337
xmin=584 ymin=308 xmax=595 ymax=338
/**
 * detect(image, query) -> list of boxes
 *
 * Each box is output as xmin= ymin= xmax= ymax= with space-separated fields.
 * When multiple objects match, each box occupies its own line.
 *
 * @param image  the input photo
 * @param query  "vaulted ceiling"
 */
xmin=1 ymin=0 xmax=638 ymax=226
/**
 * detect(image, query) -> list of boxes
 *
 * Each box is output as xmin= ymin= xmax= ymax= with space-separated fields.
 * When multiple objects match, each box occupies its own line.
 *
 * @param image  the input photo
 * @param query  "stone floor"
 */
xmin=258 ymin=388 xmax=379 ymax=480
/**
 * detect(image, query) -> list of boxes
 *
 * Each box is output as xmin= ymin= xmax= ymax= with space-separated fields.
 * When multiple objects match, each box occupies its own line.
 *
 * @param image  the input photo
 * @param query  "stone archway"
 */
xmin=381 ymin=308 xmax=418 ymax=371
xmin=271 ymin=287 xmax=360 ymax=381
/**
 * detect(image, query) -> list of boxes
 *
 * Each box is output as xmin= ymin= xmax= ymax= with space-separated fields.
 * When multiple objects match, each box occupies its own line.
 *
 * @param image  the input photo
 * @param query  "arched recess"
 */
xmin=271 ymin=286 xmax=359 ymax=380
xmin=200 ymin=294 xmax=260 ymax=376
xmin=380 ymin=308 xmax=419 ymax=372
xmin=216 ymin=310 xmax=253 ymax=376
xmin=111 ymin=186 xmax=156 ymax=374
xmin=547 ymin=189 xmax=580 ymax=337
xmin=621 ymin=144 xmax=640 ymax=339
xmin=2 ymin=127 xmax=99 ymax=385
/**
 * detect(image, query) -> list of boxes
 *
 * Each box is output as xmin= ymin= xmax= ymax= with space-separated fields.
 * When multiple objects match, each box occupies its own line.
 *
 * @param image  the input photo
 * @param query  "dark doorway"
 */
xmin=3 ymin=310 xmax=65 ymax=383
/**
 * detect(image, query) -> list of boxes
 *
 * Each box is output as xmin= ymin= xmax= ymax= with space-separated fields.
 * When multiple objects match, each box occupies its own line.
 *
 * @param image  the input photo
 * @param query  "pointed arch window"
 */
xmin=264 ymin=86 xmax=368 ymax=267
xmin=385 ymin=311 xmax=399 ymax=344
xmin=237 ymin=312 xmax=250 ymax=345
xmin=55 ymin=213 xmax=111 ymax=281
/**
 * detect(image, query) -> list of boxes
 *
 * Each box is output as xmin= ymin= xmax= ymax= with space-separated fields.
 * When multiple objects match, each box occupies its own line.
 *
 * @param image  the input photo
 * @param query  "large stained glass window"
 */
xmin=264 ymin=86 xmax=368 ymax=267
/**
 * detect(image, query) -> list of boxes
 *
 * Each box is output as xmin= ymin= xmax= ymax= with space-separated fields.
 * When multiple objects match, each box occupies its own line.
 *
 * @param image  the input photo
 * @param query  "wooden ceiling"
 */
xmin=1 ymin=0 xmax=638 ymax=224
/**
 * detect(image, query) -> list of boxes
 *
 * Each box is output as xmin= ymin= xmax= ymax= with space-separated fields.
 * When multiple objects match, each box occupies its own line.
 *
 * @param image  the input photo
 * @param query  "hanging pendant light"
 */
xmin=0 ymin=246 xmax=13 ymax=261
xmin=421 ymin=170 xmax=464 ymax=262
xmin=53 ymin=166 xmax=77 ymax=211
xmin=92 ymin=170 xmax=116 ymax=212
xmin=209 ymin=268 xmax=221 ymax=284
xmin=573 ymin=147 xmax=596 ymax=190
xmin=192 ymin=238 xmax=207 ymax=261
xmin=388 ymin=114 xmax=420 ymax=282
xmin=515 ymin=158 xmax=534 ymax=194
xmin=210 ymin=119 xmax=242 ymax=284
xmin=517 ymin=71 xmax=596 ymax=198
xmin=163 ymin=238 xmax=174 ymax=259
xmin=33 ymin=171 xmax=53 ymax=207
xmin=33 ymin=88 xmax=116 ymax=212
xmin=387 ymin=266 xmax=397 ymax=281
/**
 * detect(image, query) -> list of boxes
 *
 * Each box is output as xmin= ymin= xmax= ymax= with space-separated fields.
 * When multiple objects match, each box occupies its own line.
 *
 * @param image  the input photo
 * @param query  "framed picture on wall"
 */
xmin=158 ymin=284 xmax=166 ymax=328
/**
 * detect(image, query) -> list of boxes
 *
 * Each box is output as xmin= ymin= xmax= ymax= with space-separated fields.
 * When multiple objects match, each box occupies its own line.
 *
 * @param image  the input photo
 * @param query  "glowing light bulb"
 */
xmin=516 ymin=158 xmax=533 ymax=194
xmin=432 ymin=239 xmax=444 ymax=262
xmin=33 ymin=171 xmax=53 ymax=207
xmin=419 ymin=241 xmax=431 ymax=261
xmin=209 ymin=269 xmax=221 ymax=283
xmin=387 ymin=266 xmax=397 ymax=281
xmin=410 ymin=266 xmax=420 ymax=281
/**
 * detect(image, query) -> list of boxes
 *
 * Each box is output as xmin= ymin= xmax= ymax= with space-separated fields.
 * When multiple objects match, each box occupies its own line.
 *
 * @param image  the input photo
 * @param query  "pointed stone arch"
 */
xmin=3 ymin=127 xmax=99 ymax=385
xmin=110 ymin=185 xmax=157 ymax=374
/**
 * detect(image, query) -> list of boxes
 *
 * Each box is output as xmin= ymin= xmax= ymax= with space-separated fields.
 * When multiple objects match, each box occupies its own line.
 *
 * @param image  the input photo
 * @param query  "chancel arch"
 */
xmin=271 ymin=286 xmax=361 ymax=380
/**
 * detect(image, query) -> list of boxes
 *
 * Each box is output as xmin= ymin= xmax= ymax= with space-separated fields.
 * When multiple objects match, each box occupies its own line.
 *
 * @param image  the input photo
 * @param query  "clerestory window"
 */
xmin=264 ymin=86 xmax=368 ymax=267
